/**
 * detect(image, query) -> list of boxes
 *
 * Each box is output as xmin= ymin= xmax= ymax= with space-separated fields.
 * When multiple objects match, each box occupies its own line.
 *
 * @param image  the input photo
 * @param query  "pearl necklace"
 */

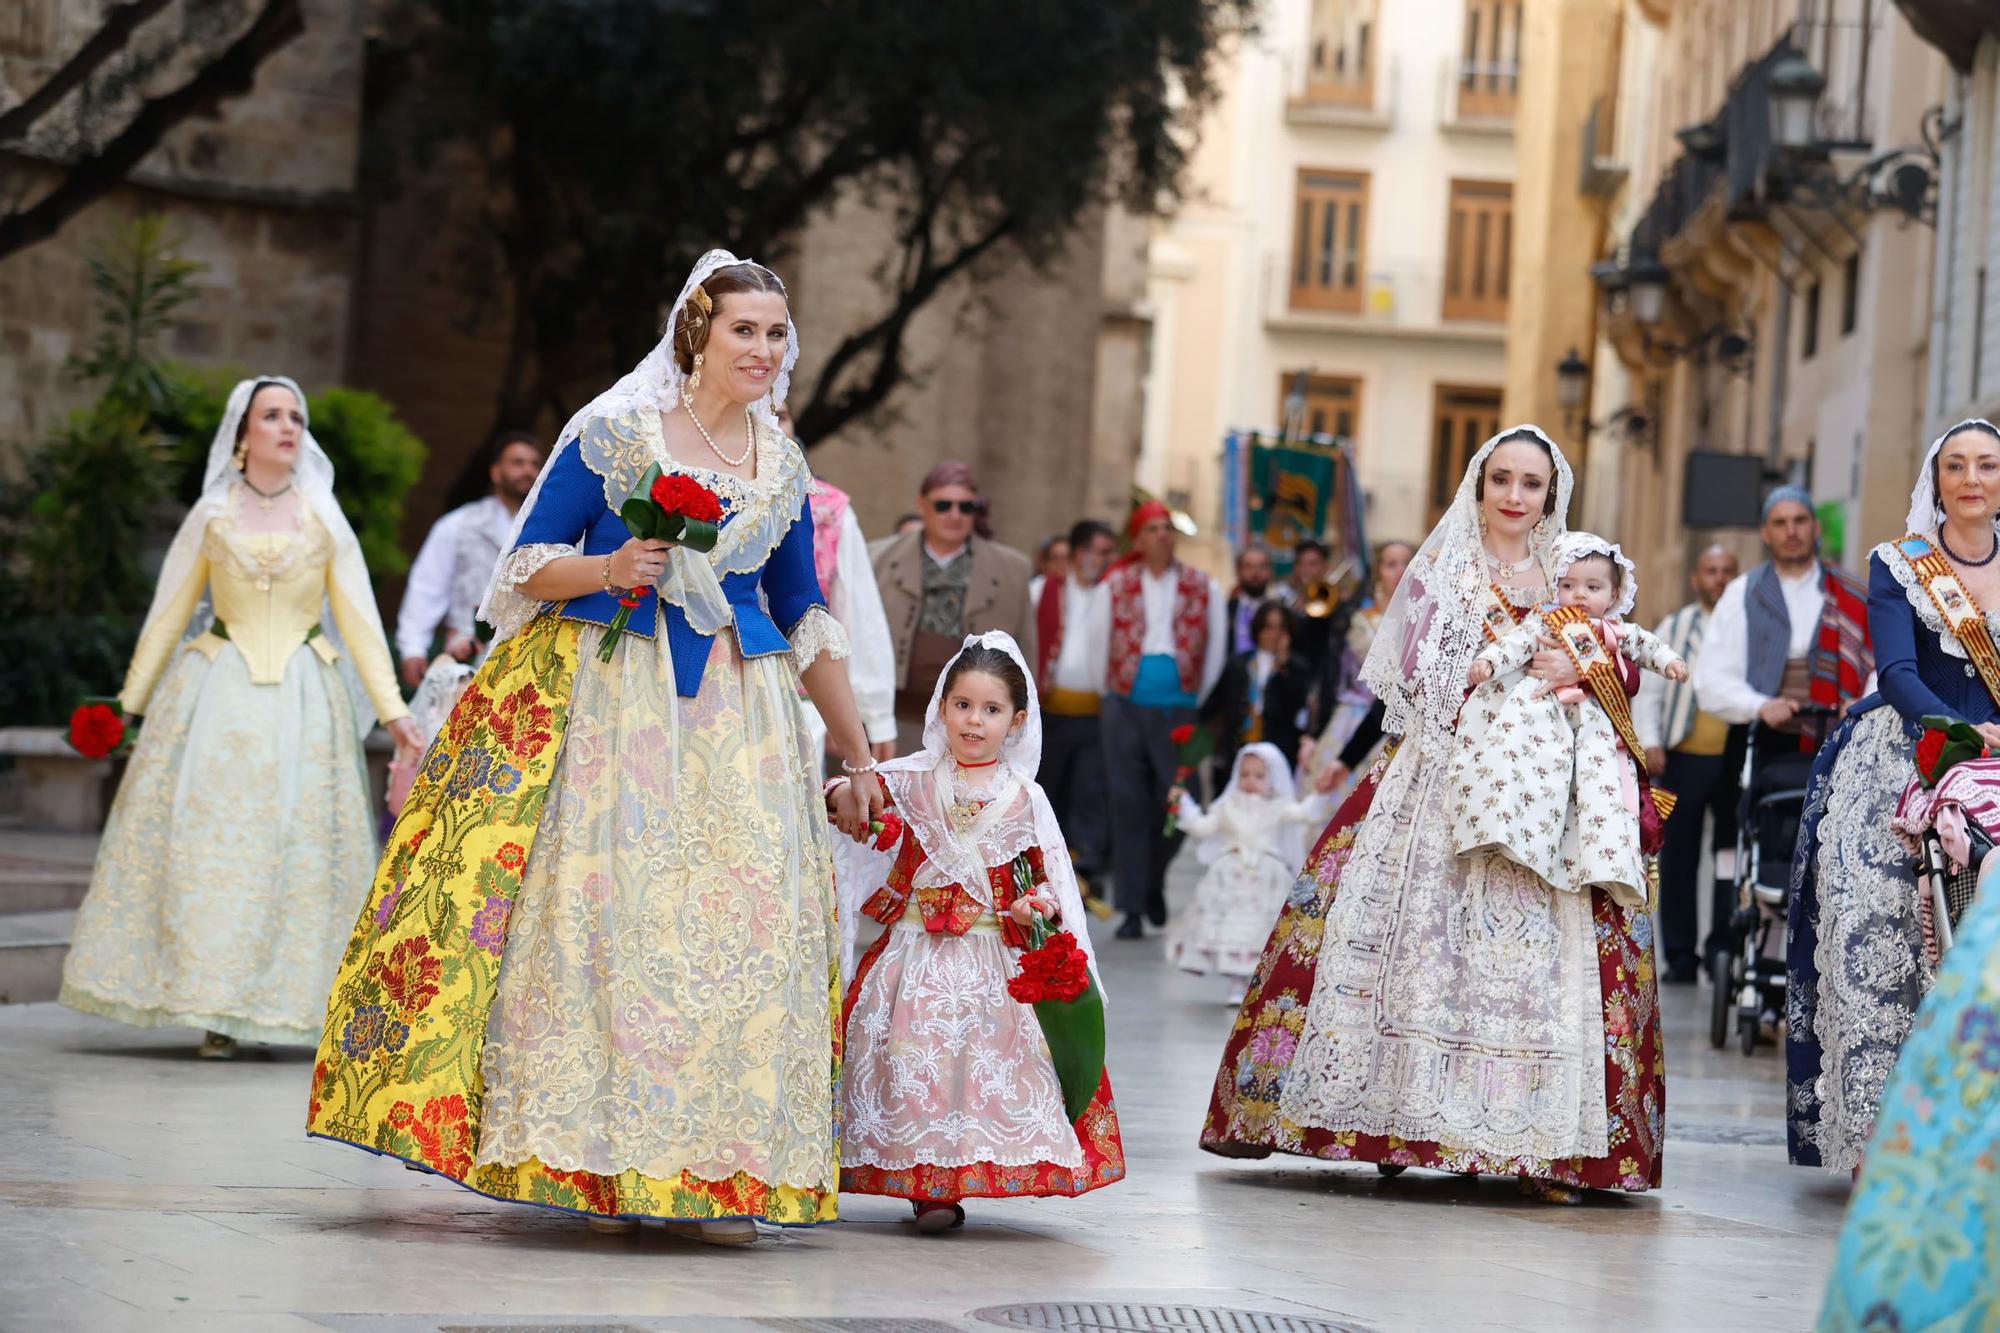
xmin=1484 ymin=546 xmax=1532 ymax=580
xmin=684 ymin=393 xmax=755 ymax=470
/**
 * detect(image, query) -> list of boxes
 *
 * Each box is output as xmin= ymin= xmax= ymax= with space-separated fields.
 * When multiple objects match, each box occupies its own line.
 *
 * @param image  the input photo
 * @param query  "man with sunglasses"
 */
xmin=873 ymin=460 xmax=1038 ymax=750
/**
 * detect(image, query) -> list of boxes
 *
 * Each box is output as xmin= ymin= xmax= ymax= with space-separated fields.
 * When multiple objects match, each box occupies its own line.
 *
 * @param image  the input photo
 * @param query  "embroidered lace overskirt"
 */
xmin=61 ymin=640 xmax=374 ymax=1043
xmin=475 ymin=628 xmax=838 ymax=1190
xmin=1169 ymin=850 xmax=1298 ymax=979
xmin=1789 ymin=705 xmax=1931 ymax=1172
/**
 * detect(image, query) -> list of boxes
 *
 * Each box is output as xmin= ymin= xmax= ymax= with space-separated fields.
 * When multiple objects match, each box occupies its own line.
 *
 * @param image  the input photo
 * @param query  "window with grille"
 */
xmin=1304 ymin=0 xmax=1376 ymax=107
xmin=1430 ymin=385 xmax=1502 ymax=524
xmin=1290 ymin=170 xmax=1370 ymax=313
xmin=1442 ymin=180 xmax=1512 ymax=322
xmin=1459 ymin=0 xmax=1523 ymax=120
xmin=1279 ymin=373 xmax=1362 ymax=444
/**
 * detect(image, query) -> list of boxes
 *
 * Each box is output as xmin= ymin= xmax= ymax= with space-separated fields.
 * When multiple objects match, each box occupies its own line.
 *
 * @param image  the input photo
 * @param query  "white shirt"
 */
xmin=1136 ymin=564 xmax=1230 ymax=700
xmin=829 ymin=507 xmax=897 ymax=744
xmin=1049 ymin=576 xmax=1110 ymax=694
xmin=1693 ymin=566 xmax=1824 ymax=725
xmin=1028 ymin=573 xmax=1047 ymax=606
xmin=395 ymin=497 xmax=515 ymax=660
xmin=924 ymin=541 xmax=967 ymax=568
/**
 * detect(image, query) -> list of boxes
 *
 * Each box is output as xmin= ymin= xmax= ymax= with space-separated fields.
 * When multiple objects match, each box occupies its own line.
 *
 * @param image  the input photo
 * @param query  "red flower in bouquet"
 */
xmin=868 ymin=811 xmax=905 ymax=852
xmin=650 ymin=473 xmax=725 ymax=524
xmin=67 ymin=701 xmax=127 ymax=759
xmin=1917 ymin=727 xmax=1948 ymax=778
xmin=1007 ymin=929 xmax=1093 ymax=1004
xmin=1163 ymin=721 xmax=1215 ymax=836
xmin=1170 ymin=723 xmax=1196 ymax=747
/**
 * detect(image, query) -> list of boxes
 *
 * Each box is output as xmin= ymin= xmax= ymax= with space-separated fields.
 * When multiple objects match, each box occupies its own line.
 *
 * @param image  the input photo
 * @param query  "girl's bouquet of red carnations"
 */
xmin=66 ymin=697 xmax=134 ymax=760
xmin=1005 ymin=854 xmax=1105 ymax=1121
xmin=597 ymin=466 xmax=725 ymax=662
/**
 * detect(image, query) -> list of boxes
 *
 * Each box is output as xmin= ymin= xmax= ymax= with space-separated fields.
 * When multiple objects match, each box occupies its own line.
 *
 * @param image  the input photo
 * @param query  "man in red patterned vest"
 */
xmin=1100 ymin=502 xmax=1227 ymax=939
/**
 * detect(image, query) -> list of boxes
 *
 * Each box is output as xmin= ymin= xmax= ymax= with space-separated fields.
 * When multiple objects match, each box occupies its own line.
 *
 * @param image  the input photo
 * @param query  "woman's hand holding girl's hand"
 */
xmin=827 ymin=779 xmax=860 ymax=829
xmin=388 ymin=716 xmax=425 ymax=765
xmin=836 ymin=771 xmax=888 ymax=842
xmin=607 ymin=537 xmax=674 ymax=589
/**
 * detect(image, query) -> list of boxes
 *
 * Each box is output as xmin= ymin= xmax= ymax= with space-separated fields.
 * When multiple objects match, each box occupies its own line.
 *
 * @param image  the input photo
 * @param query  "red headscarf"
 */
xmin=1109 ymin=501 xmax=1173 ymax=573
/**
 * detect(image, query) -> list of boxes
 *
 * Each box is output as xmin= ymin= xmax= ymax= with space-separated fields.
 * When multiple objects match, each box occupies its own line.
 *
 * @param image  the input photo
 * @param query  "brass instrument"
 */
xmin=1300 ymin=580 xmax=1336 ymax=619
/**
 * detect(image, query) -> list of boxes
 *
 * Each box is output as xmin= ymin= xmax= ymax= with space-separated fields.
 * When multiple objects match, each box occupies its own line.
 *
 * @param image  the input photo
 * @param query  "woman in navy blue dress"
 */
xmin=1788 ymin=419 xmax=2000 ymax=1172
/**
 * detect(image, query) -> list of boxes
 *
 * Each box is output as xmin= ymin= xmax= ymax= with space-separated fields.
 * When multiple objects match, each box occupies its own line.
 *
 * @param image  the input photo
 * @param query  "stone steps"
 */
xmin=0 ymin=823 xmax=97 ymax=1004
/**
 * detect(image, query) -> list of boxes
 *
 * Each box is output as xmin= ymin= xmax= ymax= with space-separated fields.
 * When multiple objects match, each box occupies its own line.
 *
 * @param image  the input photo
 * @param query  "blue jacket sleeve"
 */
xmin=760 ymin=495 xmax=827 ymax=635
xmin=1870 ymin=552 xmax=1955 ymax=725
xmin=513 ymin=442 xmax=604 ymax=549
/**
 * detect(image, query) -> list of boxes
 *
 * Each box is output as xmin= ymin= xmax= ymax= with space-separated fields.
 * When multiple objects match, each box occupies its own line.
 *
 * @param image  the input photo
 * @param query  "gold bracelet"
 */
xmin=601 ymin=554 xmax=615 ymax=595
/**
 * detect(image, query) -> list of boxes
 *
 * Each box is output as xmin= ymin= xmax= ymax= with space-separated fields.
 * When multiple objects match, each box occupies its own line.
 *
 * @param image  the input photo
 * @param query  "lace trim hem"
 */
xmin=788 ymin=605 xmax=850 ymax=672
xmin=485 ymin=542 xmax=576 ymax=641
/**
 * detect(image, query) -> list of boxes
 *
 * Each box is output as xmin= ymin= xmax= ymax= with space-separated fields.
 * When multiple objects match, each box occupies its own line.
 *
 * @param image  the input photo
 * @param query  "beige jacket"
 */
xmin=871 ymin=530 xmax=1038 ymax=690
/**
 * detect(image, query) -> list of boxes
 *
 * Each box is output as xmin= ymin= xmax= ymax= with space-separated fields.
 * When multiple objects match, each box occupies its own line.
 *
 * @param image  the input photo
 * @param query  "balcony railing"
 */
xmin=1287 ymin=52 xmax=1396 ymax=128
xmin=1452 ymin=58 xmax=1519 ymax=123
xmin=1264 ymin=253 xmax=1506 ymax=341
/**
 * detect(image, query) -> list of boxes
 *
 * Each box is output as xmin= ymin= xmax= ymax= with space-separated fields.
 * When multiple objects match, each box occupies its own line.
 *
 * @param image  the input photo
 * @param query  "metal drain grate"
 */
xmin=971 ymin=1305 xmax=1375 ymax=1333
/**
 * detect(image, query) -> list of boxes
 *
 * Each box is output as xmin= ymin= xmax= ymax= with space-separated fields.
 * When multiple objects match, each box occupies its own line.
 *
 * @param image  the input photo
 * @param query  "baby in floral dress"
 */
xmin=826 ymin=632 xmax=1124 ymax=1234
xmin=1450 ymin=533 xmax=1686 ymax=906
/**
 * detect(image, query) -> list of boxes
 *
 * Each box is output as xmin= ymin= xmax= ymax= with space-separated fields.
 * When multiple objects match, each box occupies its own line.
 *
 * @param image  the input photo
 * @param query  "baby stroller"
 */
xmin=1895 ymin=755 xmax=2000 ymax=955
xmin=1709 ymin=708 xmax=1834 ymax=1055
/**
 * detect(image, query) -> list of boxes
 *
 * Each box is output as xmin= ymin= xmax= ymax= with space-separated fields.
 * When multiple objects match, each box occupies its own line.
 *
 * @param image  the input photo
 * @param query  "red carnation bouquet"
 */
xmin=1163 ymin=721 xmax=1214 ymax=836
xmin=1917 ymin=714 xmax=1990 ymax=789
xmin=867 ymin=810 xmax=905 ymax=852
xmin=66 ymin=697 xmax=132 ymax=760
xmin=1005 ymin=853 xmax=1104 ymax=1121
xmin=597 ymin=465 xmax=726 ymax=662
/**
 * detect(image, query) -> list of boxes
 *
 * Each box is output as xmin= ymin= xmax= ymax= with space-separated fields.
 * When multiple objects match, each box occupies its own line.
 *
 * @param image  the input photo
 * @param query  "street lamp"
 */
xmin=1626 ymin=255 xmax=1670 ymax=327
xmin=1555 ymin=347 xmax=1590 ymax=415
xmin=1768 ymin=54 xmax=1826 ymax=154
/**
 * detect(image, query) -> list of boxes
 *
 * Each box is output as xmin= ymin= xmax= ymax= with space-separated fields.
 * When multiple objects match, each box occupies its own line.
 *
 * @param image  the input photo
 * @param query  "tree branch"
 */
xmin=793 ymin=212 xmax=1018 ymax=444
xmin=0 ymin=0 xmax=177 ymax=144
xmin=0 ymin=0 xmax=305 ymax=261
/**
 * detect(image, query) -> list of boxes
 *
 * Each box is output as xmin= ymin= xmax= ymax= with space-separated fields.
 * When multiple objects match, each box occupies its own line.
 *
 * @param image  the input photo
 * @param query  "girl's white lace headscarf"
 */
xmin=1551 ymin=531 xmax=1637 ymax=620
xmin=476 ymin=247 xmax=800 ymax=640
xmin=1194 ymin=741 xmax=1304 ymax=871
xmin=1904 ymin=419 xmax=2000 ymax=537
xmin=1360 ymin=424 xmax=1574 ymax=749
xmin=132 ymin=375 xmax=388 ymax=735
xmin=832 ymin=631 xmax=1099 ymax=993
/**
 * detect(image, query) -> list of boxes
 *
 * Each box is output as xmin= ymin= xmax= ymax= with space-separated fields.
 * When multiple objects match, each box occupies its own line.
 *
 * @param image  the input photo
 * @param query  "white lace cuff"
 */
xmin=788 ymin=605 xmax=850 ymax=672
xmin=484 ymin=542 xmax=576 ymax=641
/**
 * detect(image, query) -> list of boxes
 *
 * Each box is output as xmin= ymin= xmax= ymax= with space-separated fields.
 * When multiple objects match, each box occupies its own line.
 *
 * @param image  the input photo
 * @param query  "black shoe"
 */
xmin=1115 ymin=915 xmax=1145 ymax=940
xmin=1663 ymin=961 xmax=1700 ymax=986
xmin=1146 ymin=888 xmax=1168 ymax=928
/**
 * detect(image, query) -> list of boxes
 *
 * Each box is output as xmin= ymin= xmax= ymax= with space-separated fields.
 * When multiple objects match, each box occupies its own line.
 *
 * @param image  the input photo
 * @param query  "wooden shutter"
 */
xmin=1429 ymin=384 xmax=1503 ymax=525
xmin=1304 ymin=0 xmax=1376 ymax=107
xmin=1458 ymin=0 xmax=1522 ymax=120
xmin=1442 ymin=179 xmax=1512 ymax=322
xmin=1290 ymin=170 xmax=1370 ymax=314
xmin=1279 ymin=373 xmax=1362 ymax=443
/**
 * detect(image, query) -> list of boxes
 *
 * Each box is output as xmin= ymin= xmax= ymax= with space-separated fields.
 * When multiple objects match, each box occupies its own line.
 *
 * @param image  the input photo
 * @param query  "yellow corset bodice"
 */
xmin=199 ymin=515 xmax=339 ymax=683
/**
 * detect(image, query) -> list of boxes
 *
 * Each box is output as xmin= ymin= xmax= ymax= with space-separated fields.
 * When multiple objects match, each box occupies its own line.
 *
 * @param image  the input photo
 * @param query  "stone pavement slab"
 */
xmin=0 ymin=854 xmax=1846 ymax=1332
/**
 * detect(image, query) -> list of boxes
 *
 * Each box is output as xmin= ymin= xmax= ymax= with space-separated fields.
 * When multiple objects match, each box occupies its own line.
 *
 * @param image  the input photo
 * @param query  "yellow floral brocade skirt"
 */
xmin=307 ymin=613 xmax=841 ymax=1224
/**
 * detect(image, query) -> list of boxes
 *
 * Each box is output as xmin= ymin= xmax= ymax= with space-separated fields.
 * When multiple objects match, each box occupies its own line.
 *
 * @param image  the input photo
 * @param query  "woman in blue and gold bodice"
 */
xmin=61 ymin=377 xmax=420 ymax=1058
xmin=306 ymin=250 xmax=885 ymax=1246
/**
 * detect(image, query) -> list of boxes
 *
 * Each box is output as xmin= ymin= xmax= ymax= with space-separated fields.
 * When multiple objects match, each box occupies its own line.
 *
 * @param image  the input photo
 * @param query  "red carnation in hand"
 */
xmin=67 ymin=702 xmax=126 ymax=759
xmin=868 ymin=811 xmax=905 ymax=852
xmin=1170 ymin=723 xmax=1196 ymax=747
xmin=650 ymin=473 xmax=724 ymax=523
xmin=1008 ymin=929 xmax=1092 ymax=1005
xmin=1916 ymin=727 xmax=1948 ymax=778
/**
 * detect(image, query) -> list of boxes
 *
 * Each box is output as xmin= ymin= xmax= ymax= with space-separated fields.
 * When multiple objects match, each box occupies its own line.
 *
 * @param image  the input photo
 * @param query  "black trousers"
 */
xmin=1657 ymin=748 xmax=1739 ymax=967
xmin=1042 ymin=711 xmax=1111 ymax=877
xmin=1101 ymin=694 xmax=1193 ymax=918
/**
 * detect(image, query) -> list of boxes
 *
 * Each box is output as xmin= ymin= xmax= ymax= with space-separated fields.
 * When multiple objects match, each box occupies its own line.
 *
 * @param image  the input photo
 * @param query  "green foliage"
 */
xmin=68 ymin=215 xmax=204 ymax=419
xmin=306 ymin=387 xmax=426 ymax=580
xmin=0 ymin=614 xmax=140 ymax=728
xmin=382 ymin=0 xmax=1252 ymax=440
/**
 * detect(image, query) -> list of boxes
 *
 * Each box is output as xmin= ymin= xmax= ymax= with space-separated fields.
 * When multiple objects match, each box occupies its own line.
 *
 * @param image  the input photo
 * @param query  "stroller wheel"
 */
xmin=1708 ymin=963 xmax=1732 ymax=1049
xmin=1739 ymin=1009 xmax=1760 ymax=1056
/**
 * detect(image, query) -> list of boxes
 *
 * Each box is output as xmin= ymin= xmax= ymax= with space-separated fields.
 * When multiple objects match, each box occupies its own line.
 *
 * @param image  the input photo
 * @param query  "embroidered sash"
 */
xmin=1479 ymin=582 xmax=1524 ymax=643
xmin=1542 ymin=605 xmax=1679 ymax=824
xmin=1900 ymin=535 xmax=2000 ymax=710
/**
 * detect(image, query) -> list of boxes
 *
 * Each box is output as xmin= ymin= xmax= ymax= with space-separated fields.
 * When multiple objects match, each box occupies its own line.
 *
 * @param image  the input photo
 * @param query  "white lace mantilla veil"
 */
xmin=1359 ymin=423 xmax=1574 ymax=749
xmin=130 ymin=375 xmax=387 ymax=736
xmin=1195 ymin=741 xmax=1303 ymax=869
xmin=476 ymin=247 xmax=802 ymax=641
xmin=831 ymin=631 xmax=1100 ymax=994
xmin=1551 ymin=531 xmax=1638 ymax=620
xmin=1902 ymin=418 xmax=2000 ymax=537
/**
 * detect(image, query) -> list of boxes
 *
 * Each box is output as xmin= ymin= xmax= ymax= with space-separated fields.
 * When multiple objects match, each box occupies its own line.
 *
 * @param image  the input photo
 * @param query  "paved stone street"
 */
xmin=0 ymin=851 xmax=1848 ymax=1333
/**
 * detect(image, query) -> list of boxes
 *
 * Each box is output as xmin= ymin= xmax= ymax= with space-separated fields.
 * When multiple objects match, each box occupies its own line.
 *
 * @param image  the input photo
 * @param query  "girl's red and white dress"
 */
xmin=834 ymin=631 xmax=1125 ymax=1203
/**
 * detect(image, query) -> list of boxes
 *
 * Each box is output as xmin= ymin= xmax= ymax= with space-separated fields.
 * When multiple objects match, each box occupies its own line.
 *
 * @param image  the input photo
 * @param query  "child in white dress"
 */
xmin=827 ymin=632 xmax=1125 ymax=1234
xmin=1449 ymin=533 xmax=1687 ymax=906
xmin=1166 ymin=742 xmax=1330 ymax=1002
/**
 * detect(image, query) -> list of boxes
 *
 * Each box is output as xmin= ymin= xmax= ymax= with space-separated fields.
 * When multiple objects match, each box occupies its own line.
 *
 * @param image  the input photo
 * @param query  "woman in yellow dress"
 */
xmin=306 ymin=250 xmax=886 ymax=1246
xmin=61 ymin=376 xmax=422 ymax=1058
